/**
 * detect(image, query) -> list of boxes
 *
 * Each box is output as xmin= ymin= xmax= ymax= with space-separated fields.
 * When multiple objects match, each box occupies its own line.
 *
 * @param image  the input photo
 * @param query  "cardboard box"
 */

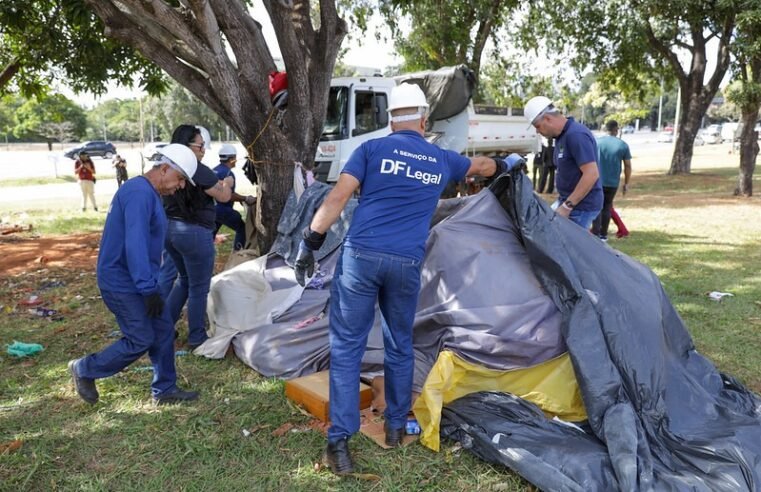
xmin=285 ymin=370 xmax=373 ymax=422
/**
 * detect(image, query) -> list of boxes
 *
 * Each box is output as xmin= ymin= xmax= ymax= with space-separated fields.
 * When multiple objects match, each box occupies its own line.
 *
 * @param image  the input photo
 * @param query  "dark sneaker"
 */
xmin=68 ymin=359 xmax=98 ymax=404
xmin=153 ymin=388 xmax=199 ymax=405
xmin=325 ymin=438 xmax=354 ymax=475
xmin=384 ymin=421 xmax=405 ymax=448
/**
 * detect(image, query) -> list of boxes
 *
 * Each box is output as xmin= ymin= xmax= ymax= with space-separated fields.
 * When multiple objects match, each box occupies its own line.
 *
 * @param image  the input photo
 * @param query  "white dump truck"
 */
xmin=313 ymin=65 xmax=541 ymax=183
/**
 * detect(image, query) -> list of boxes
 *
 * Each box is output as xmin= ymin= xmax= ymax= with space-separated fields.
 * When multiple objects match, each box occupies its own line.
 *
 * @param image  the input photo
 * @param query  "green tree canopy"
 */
xmin=0 ymin=0 xmax=166 ymax=97
xmin=12 ymin=92 xmax=86 ymax=143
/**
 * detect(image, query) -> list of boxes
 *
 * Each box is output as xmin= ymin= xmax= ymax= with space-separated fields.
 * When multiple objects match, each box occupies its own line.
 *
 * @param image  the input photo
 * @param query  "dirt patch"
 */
xmin=0 ymin=233 xmax=100 ymax=277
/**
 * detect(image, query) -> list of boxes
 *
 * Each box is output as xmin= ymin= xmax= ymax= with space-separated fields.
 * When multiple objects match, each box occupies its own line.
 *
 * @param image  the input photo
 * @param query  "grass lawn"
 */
xmin=1 ymin=145 xmax=760 ymax=490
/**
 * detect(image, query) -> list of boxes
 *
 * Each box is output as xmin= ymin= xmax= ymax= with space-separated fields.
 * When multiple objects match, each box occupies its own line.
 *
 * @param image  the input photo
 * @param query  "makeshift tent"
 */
xmin=200 ymin=171 xmax=761 ymax=490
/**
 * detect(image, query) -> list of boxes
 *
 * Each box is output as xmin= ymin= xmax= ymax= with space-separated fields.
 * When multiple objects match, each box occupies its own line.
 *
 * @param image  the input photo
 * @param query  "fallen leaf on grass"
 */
xmin=349 ymin=473 xmax=381 ymax=481
xmin=272 ymin=423 xmax=294 ymax=436
xmin=0 ymin=440 xmax=22 ymax=454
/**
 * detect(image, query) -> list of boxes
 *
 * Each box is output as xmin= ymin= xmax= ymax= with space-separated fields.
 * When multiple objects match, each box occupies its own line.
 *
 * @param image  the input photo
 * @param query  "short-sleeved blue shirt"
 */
xmin=97 ymin=176 xmax=166 ymax=296
xmin=597 ymin=135 xmax=631 ymax=188
xmin=213 ymin=163 xmax=236 ymax=209
xmin=554 ymin=117 xmax=603 ymax=212
xmin=342 ymin=130 xmax=471 ymax=260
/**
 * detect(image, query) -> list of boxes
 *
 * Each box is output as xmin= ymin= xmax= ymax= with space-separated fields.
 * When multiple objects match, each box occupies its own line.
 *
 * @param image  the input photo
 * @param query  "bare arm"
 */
xmin=204 ymin=178 xmax=233 ymax=203
xmin=309 ymin=173 xmax=360 ymax=234
xmin=557 ymin=161 xmax=599 ymax=218
xmin=465 ymin=156 xmax=498 ymax=177
xmin=623 ymin=159 xmax=632 ymax=194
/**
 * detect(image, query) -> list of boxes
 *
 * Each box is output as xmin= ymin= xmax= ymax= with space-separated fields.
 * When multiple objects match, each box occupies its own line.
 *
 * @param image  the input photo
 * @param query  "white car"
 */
xmin=142 ymin=142 xmax=169 ymax=160
xmin=701 ymin=129 xmax=722 ymax=144
xmin=656 ymin=131 xmax=673 ymax=143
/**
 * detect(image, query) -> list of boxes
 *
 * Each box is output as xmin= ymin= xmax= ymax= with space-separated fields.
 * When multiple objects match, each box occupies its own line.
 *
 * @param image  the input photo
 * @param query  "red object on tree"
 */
xmin=269 ymin=71 xmax=288 ymax=100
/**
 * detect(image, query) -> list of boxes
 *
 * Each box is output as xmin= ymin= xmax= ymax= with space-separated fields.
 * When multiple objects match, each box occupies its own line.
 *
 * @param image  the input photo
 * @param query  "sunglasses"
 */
xmin=189 ymin=141 xmax=205 ymax=149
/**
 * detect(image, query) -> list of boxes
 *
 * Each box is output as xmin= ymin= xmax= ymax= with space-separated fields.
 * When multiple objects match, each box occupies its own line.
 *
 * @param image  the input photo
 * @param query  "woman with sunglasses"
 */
xmin=158 ymin=124 xmax=233 ymax=350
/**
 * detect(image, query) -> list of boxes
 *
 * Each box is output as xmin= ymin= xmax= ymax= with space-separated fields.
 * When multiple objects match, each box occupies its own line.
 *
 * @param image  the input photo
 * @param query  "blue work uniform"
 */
xmin=554 ymin=117 xmax=603 ymax=227
xmin=213 ymin=163 xmax=246 ymax=250
xmin=327 ymin=129 xmax=471 ymax=442
xmin=77 ymin=176 xmax=178 ymax=397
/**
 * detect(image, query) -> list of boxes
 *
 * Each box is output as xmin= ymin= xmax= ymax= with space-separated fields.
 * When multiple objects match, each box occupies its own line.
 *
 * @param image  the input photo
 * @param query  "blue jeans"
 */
xmin=77 ymin=290 xmax=177 ymax=397
xmin=215 ymin=206 xmax=246 ymax=251
xmin=165 ymin=220 xmax=215 ymax=346
xmin=327 ymin=247 xmax=421 ymax=443
xmin=553 ymin=199 xmax=600 ymax=230
xmin=158 ymin=250 xmax=177 ymax=300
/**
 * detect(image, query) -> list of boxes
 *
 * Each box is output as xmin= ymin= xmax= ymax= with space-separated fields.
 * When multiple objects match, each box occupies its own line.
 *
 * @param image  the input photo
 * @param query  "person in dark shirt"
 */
xmin=160 ymin=125 xmax=232 ymax=350
xmin=213 ymin=144 xmax=255 ymax=251
xmin=525 ymin=96 xmax=602 ymax=229
xmin=68 ymin=144 xmax=200 ymax=405
xmin=295 ymin=83 xmax=513 ymax=475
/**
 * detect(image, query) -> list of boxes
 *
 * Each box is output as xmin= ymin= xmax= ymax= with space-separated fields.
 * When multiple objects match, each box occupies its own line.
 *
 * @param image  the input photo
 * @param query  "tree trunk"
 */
xmin=734 ymin=109 xmax=760 ymax=196
xmin=668 ymin=87 xmax=710 ymax=175
xmin=85 ymin=0 xmax=346 ymax=252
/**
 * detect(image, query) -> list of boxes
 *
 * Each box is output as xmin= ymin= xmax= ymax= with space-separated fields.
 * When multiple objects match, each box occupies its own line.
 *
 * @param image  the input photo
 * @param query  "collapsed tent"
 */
xmin=436 ymin=174 xmax=761 ymax=490
xmin=201 ymin=172 xmax=761 ymax=490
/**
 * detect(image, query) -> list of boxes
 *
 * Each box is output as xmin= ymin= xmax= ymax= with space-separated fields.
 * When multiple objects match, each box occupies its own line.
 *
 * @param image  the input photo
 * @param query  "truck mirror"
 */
xmin=376 ymin=96 xmax=389 ymax=127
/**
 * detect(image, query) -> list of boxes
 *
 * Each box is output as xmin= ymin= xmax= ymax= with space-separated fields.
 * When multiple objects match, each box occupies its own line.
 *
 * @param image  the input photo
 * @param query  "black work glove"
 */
xmin=294 ymin=241 xmax=315 ymax=287
xmin=294 ymin=227 xmax=327 ymax=287
xmin=143 ymin=293 xmax=164 ymax=318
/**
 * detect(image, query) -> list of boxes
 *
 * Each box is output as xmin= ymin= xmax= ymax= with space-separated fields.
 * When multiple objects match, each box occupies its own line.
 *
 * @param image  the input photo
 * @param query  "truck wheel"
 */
xmin=105 ymin=151 xmax=114 ymax=159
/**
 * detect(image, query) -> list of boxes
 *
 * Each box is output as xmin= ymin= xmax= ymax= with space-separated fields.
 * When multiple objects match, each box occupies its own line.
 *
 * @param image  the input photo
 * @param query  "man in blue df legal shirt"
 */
xmin=294 ymin=83 xmax=521 ymax=475
xmin=525 ymin=96 xmax=602 ymax=229
xmin=68 ymin=144 xmax=201 ymax=406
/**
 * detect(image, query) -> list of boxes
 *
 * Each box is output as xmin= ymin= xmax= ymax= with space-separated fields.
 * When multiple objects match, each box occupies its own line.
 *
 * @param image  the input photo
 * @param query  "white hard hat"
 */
xmin=388 ymin=83 xmax=430 ymax=113
xmin=218 ymin=144 xmax=237 ymax=158
xmin=195 ymin=126 xmax=212 ymax=151
xmin=524 ymin=96 xmax=554 ymax=128
xmin=157 ymin=143 xmax=197 ymax=186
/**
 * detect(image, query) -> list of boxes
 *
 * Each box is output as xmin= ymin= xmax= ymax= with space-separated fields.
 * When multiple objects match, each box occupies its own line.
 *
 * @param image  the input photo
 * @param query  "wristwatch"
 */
xmin=563 ymin=199 xmax=575 ymax=209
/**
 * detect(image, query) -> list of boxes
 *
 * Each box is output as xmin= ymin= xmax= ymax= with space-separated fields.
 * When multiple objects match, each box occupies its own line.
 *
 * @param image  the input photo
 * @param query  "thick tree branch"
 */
xmin=643 ymin=19 xmax=686 ymax=84
xmin=0 ymin=58 xmax=21 ymax=90
xmin=184 ymin=0 xmax=223 ymax=54
xmin=706 ymin=13 xmax=735 ymax=95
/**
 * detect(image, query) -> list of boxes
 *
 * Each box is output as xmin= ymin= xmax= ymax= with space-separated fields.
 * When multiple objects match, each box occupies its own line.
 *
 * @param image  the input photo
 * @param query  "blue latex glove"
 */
xmin=504 ymin=153 xmax=527 ymax=171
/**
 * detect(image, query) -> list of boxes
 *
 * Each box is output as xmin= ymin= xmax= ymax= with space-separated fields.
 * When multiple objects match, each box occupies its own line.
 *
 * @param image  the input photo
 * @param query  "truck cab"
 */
xmin=315 ymin=77 xmax=395 ymax=183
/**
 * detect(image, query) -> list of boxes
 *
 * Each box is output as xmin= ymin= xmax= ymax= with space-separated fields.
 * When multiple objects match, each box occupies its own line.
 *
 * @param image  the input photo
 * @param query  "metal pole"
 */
xmin=673 ymin=84 xmax=682 ymax=149
xmin=657 ymin=78 xmax=664 ymax=131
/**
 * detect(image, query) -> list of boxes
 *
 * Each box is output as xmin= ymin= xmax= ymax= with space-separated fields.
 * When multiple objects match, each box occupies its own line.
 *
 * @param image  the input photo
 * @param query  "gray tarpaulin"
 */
xmin=396 ymin=64 xmax=476 ymax=122
xmin=203 ymin=183 xmax=565 ymax=387
xmin=439 ymin=171 xmax=761 ymax=491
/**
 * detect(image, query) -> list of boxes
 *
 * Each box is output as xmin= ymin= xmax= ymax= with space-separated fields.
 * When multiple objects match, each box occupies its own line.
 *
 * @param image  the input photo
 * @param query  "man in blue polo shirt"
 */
xmin=68 ymin=144 xmax=201 ymax=406
xmin=294 ymin=83 xmax=518 ymax=475
xmin=592 ymin=120 xmax=632 ymax=241
xmin=213 ymin=144 xmax=255 ymax=251
xmin=525 ymin=96 xmax=602 ymax=228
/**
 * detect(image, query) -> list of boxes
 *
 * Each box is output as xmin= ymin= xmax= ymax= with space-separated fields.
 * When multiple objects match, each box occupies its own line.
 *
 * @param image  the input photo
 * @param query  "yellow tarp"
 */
xmin=413 ymin=350 xmax=587 ymax=451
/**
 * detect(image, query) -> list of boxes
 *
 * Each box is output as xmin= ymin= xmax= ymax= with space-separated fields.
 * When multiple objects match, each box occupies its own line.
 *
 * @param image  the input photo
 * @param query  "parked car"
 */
xmin=694 ymin=133 xmax=705 ymax=146
xmin=755 ymin=123 xmax=761 ymax=140
xmin=621 ymin=125 xmax=635 ymax=134
xmin=701 ymin=128 xmax=722 ymax=145
xmin=656 ymin=131 xmax=673 ymax=143
xmin=142 ymin=142 xmax=169 ymax=161
xmin=64 ymin=141 xmax=117 ymax=159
